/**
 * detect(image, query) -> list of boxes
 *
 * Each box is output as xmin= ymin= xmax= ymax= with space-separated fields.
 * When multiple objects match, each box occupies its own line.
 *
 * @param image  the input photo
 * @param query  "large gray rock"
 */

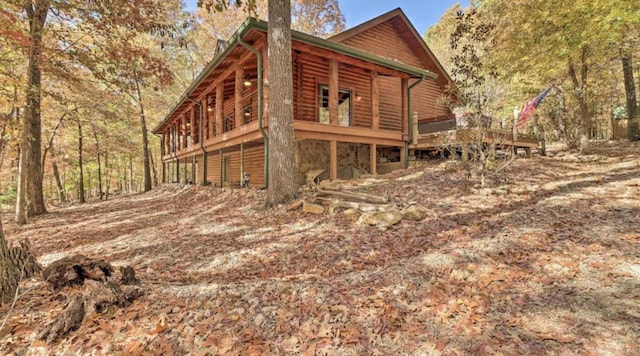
xmin=358 ymin=210 xmax=403 ymax=228
xmin=303 ymin=201 xmax=325 ymax=214
xmin=402 ymin=204 xmax=428 ymax=221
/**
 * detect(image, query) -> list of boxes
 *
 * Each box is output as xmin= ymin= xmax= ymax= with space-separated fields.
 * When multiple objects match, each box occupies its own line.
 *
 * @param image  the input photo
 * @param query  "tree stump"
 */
xmin=38 ymin=255 xmax=143 ymax=342
xmin=42 ymin=255 xmax=113 ymax=289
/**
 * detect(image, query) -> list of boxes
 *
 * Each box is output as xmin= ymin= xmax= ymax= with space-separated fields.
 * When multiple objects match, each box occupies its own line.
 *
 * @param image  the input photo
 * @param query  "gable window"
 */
xmin=318 ymin=85 xmax=352 ymax=126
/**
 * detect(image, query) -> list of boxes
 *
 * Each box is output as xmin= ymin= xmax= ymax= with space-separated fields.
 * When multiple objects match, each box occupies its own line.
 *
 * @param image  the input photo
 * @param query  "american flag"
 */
xmin=516 ymin=86 xmax=553 ymax=129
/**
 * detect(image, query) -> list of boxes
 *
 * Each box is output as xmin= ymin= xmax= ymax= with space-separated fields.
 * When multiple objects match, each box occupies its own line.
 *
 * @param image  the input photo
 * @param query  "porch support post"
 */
xmin=261 ymin=47 xmax=269 ymax=123
xmin=235 ymin=66 xmax=244 ymax=129
xmin=400 ymin=146 xmax=406 ymax=167
xmin=370 ymin=71 xmax=379 ymax=130
xmin=192 ymin=155 xmax=196 ymax=184
xmin=219 ymin=149 xmax=223 ymax=187
xmin=182 ymin=114 xmax=188 ymax=149
xmin=240 ymin=143 xmax=244 ymax=184
xmin=183 ymin=158 xmax=187 ymax=183
xmin=401 ymin=78 xmax=409 ymax=136
xmin=330 ymin=140 xmax=338 ymax=180
xmin=370 ymin=143 xmax=377 ymax=175
xmin=190 ymin=108 xmax=196 ymax=146
xmin=175 ymin=158 xmax=179 ymax=183
xmin=216 ymin=84 xmax=224 ymax=135
xmin=161 ymin=159 xmax=166 ymax=184
xmin=329 ymin=58 xmax=339 ymax=125
xmin=202 ymin=97 xmax=209 ymax=139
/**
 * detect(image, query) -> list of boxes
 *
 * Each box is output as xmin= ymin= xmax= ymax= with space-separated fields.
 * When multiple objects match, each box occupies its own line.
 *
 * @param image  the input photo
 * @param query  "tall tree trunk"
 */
xmin=77 ymin=119 xmax=85 ymax=204
xmin=15 ymin=149 xmax=27 ymax=225
xmin=622 ymin=51 xmax=639 ymax=141
xmin=568 ymin=47 xmax=591 ymax=153
xmin=266 ymin=0 xmax=298 ymax=206
xmin=91 ymin=122 xmax=103 ymax=199
xmin=134 ymin=79 xmax=152 ymax=192
xmin=128 ymin=156 xmax=133 ymax=194
xmin=149 ymin=149 xmax=158 ymax=187
xmin=0 ymin=215 xmax=21 ymax=304
xmin=41 ymin=113 xmax=65 ymax=172
xmin=50 ymin=145 xmax=65 ymax=203
xmin=19 ymin=0 xmax=50 ymax=219
xmin=104 ymin=151 xmax=110 ymax=200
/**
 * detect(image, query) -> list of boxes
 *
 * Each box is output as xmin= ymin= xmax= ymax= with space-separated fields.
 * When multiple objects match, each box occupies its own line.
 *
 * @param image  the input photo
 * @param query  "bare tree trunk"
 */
xmin=266 ymin=0 xmax=298 ymax=206
xmin=128 ymin=156 xmax=133 ymax=194
xmin=41 ymin=114 xmax=65 ymax=172
xmin=77 ymin=119 xmax=85 ymax=204
xmin=50 ymin=145 xmax=65 ymax=203
xmin=622 ymin=51 xmax=639 ymax=141
xmin=0 ymin=215 xmax=21 ymax=304
xmin=149 ymin=149 xmax=158 ymax=187
xmin=134 ymin=79 xmax=152 ymax=192
xmin=19 ymin=0 xmax=50 ymax=218
xmin=568 ymin=47 xmax=591 ymax=153
xmin=91 ymin=122 xmax=103 ymax=199
xmin=15 ymin=149 xmax=27 ymax=225
xmin=104 ymin=151 xmax=110 ymax=200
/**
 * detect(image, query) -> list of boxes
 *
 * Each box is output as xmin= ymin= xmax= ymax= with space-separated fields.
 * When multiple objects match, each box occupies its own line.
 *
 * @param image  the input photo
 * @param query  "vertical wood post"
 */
xmin=235 ymin=66 xmax=244 ymax=129
xmin=401 ymin=78 xmax=409 ymax=136
xmin=400 ymin=146 xmax=407 ymax=166
xmin=216 ymin=84 xmax=224 ymax=135
xmin=202 ymin=97 xmax=209 ymax=140
xmin=240 ymin=143 xmax=244 ymax=184
xmin=190 ymin=108 xmax=196 ymax=145
xmin=412 ymin=111 xmax=419 ymax=143
xmin=371 ymin=71 xmax=379 ymax=130
xmin=329 ymin=59 xmax=339 ymax=125
xmin=182 ymin=114 xmax=188 ymax=149
xmin=219 ymin=149 xmax=223 ymax=187
xmin=330 ymin=140 xmax=338 ymax=180
xmin=370 ymin=143 xmax=377 ymax=175
xmin=261 ymin=47 xmax=269 ymax=123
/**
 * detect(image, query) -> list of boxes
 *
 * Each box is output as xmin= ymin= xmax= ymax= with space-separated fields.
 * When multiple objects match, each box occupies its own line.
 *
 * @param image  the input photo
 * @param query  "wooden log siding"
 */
xmin=334 ymin=17 xmax=452 ymax=123
xmin=411 ymin=81 xmax=450 ymax=120
xmin=295 ymin=52 xmax=376 ymax=128
xmin=199 ymin=146 xmax=264 ymax=187
xmin=378 ymin=76 xmax=402 ymax=131
xmin=340 ymin=20 xmax=423 ymax=68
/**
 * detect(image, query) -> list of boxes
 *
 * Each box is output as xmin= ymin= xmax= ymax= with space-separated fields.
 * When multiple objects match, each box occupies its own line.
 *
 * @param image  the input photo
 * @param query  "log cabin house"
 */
xmin=153 ymin=8 xmax=460 ymax=187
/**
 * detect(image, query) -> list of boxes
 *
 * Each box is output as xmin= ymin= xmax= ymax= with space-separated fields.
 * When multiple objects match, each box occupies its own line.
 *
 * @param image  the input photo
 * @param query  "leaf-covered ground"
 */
xmin=2 ymin=141 xmax=639 ymax=355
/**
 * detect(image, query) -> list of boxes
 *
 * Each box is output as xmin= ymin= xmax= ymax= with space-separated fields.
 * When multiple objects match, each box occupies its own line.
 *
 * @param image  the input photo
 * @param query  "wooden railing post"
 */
xmin=329 ymin=59 xmax=339 ymax=125
xmin=235 ymin=66 xmax=244 ymax=129
xmin=216 ymin=84 xmax=224 ymax=135
xmin=371 ymin=71 xmax=379 ymax=130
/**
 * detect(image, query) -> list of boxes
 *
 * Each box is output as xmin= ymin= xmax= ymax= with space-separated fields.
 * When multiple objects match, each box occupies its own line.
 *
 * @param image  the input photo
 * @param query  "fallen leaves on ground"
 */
xmin=1 ymin=141 xmax=639 ymax=355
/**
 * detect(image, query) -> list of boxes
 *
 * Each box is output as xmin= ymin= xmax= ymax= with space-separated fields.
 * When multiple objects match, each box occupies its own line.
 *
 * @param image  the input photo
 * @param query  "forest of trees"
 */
xmin=425 ymin=0 xmax=640 ymax=151
xmin=1 ymin=0 xmax=638 ymax=218
xmin=0 ymin=0 xmax=345 ymax=224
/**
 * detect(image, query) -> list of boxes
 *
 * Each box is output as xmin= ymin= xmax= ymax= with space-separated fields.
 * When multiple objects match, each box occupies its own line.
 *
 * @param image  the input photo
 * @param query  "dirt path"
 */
xmin=1 ymin=142 xmax=639 ymax=355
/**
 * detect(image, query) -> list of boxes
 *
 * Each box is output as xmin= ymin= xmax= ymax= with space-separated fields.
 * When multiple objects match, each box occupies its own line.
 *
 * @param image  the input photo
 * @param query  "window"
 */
xmin=318 ymin=85 xmax=352 ymax=126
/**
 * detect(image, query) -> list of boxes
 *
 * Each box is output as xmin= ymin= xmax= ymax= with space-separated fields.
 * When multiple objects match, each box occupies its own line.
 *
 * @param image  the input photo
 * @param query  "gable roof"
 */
xmin=153 ymin=17 xmax=438 ymax=134
xmin=330 ymin=8 xmax=453 ymax=87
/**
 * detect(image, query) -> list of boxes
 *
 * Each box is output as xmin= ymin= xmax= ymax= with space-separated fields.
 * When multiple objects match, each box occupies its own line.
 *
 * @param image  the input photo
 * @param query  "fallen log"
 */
xmin=315 ymin=188 xmax=390 ymax=204
xmin=311 ymin=197 xmax=395 ymax=212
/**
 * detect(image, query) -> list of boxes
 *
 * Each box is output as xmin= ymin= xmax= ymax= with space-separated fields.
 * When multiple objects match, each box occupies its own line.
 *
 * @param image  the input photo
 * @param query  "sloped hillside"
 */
xmin=1 ymin=141 xmax=639 ymax=355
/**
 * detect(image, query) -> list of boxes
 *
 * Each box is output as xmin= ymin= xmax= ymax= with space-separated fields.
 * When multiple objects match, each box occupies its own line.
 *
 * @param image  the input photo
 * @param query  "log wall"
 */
xmin=335 ymin=18 xmax=451 ymax=122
